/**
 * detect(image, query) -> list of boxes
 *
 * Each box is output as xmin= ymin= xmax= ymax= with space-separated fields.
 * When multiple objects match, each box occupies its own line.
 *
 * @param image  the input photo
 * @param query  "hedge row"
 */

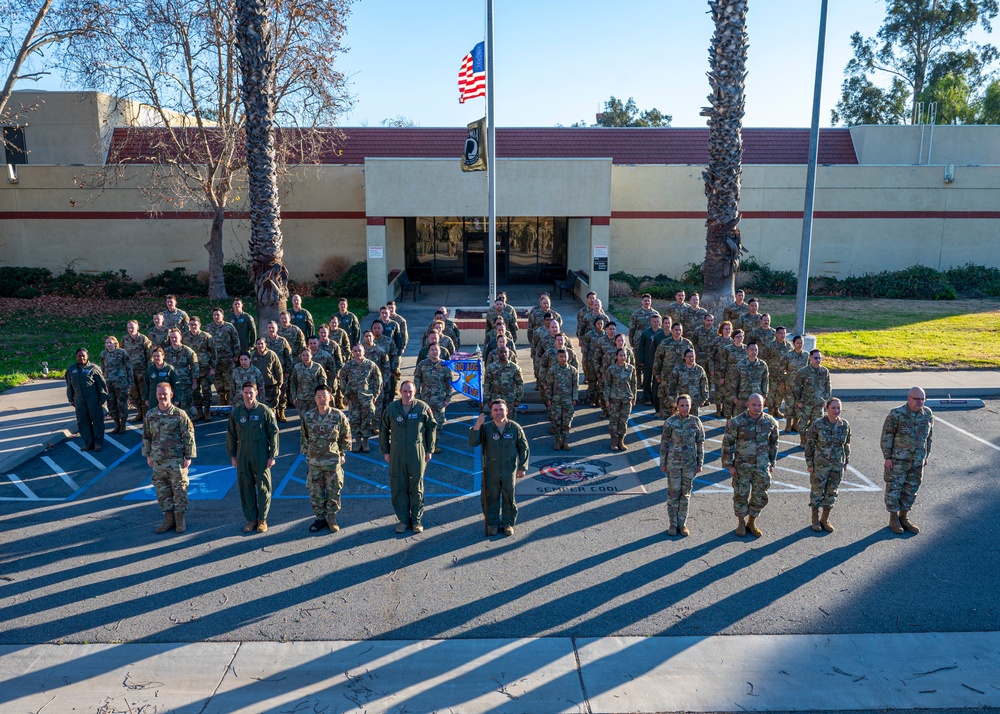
xmin=612 ymin=259 xmax=1000 ymax=301
xmin=1 ymin=260 xmax=256 ymax=300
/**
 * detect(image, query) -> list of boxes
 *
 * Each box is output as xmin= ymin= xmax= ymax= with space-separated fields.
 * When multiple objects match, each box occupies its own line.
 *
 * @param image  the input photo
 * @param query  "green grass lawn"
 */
xmin=611 ymin=296 xmax=1000 ymax=372
xmin=0 ymin=296 xmax=368 ymax=393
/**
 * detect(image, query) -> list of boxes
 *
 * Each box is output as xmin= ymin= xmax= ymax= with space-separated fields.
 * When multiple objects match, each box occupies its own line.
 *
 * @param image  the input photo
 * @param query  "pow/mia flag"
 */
xmin=461 ymin=117 xmax=487 ymax=172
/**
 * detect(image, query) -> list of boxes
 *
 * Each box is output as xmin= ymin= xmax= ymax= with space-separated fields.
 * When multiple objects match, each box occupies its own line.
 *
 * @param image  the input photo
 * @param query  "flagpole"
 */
xmin=485 ymin=0 xmax=497 ymax=305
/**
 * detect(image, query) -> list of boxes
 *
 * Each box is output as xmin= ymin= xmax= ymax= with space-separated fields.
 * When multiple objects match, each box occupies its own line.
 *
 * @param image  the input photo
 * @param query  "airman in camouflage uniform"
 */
xmin=665 ymin=289 xmax=688 ymax=328
xmin=417 ymin=332 xmax=453 ymax=363
xmin=736 ymin=298 xmax=763 ymax=336
xmin=723 ymin=393 xmax=779 ymax=538
xmin=718 ymin=330 xmax=747 ymax=419
xmin=881 ymin=387 xmax=933 ymax=535
xmin=592 ymin=322 xmax=620 ymax=417
xmin=289 ymin=348 xmax=327 ymax=414
xmin=123 ymin=321 xmax=153 ymax=423
xmin=682 ymin=293 xmax=710 ymax=337
xmin=184 ymin=317 xmax=216 ymax=421
xmin=225 ymin=298 xmax=257 ymax=353
xmin=101 ymin=336 xmax=132 ymax=433
xmin=668 ymin=349 xmax=710 ymax=416
xmin=730 ymin=342 xmax=770 ymax=406
xmin=413 ymin=344 xmax=453 ymax=452
xmin=144 ymin=347 xmax=178 ymax=407
xmin=164 ymin=329 xmax=198 ymax=417
xmin=289 ymin=294 xmax=314 ymax=340
xmin=485 ymin=320 xmax=513 ymax=363
xmin=231 ymin=352 xmax=265 ymax=398
xmin=710 ymin=322 xmax=734 ymax=417
xmin=793 ymin=349 xmax=832 ymax=447
xmin=300 ymin=383 xmax=351 ymax=533
xmin=326 ymin=317 xmax=352 ymax=363
xmin=484 ymin=294 xmax=518 ymax=342
xmin=722 ymin=289 xmax=750 ymax=326
xmin=147 ymin=312 xmax=171 ymax=348
xmin=339 ymin=343 xmax=383 ymax=452
xmin=582 ymin=316 xmax=608 ymax=407
xmin=637 ymin=314 xmax=669 ymax=410
xmin=660 ymin=394 xmax=705 ymax=536
xmin=437 ymin=306 xmax=461 ymax=350
xmin=387 ymin=301 xmax=410 ymax=356
xmin=335 ymin=298 xmax=361 ymax=346
xmin=251 ymin=338 xmax=284 ymax=410
xmin=372 ymin=318 xmax=401 ymax=400
xmin=531 ymin=317 xmax=558 ymax=379
xmin=362 ymin=330 xmax=391 ymax=426
xmin=779 ymin=336 xmax=810 ymax=432
xmin=762 ymin=325 xmax=792 ymax=418
xmin=538 ymin=333 xmax=578 ymax=406
xmin=653 ymin=323 xmax=694 ymax=418
xmin=575 ymin=292 xmax=597 ymax=343
xmin=749 ymin=313 xmax=776 ymax=350
xmin=604 ymin=348 xmax=637 ymax=451
xmin=278 ymin=312 xmax=306 ymax=418
xmin=805 ymin=397 xmax=851 ymax=533
xmin=308 ymin=336 xmax=344 ymax=400
xmin=628 ymin=293 xmax=661 ymax=349
xmin=162 ymin=295 xmax=190 ymax=332
xmin=690 ymin=313 xmax=717 ymax=354
xmin=544 ymin=349 xmax=579 ymax=450
xmin=263 ymin=321 xmax=293 ymax=419
xmin=601 ymin=334 xmax=635 ymax=405
xmin=210 ymin=309 xmax=241 ymax=405
xmin=143 ymin=382 xmax=196 ymax=534
xmin=484 ymin=335 xmax=517 ymax=367
xmin=483 ymin=348 xmax=523 ymax=415
xmin=528 ymin=294 xmax=561 ymax=354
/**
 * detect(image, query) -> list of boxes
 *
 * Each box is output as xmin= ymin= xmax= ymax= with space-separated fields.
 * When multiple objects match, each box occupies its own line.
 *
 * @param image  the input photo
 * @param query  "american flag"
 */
xmin=458 ymin=42 xmax=486 ymax=104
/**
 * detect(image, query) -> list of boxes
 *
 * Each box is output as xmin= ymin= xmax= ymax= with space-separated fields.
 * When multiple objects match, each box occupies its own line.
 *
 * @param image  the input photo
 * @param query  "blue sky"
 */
xmin=32 ymin=0 xmax=990 ymax=128
xmin=336 ymin=0 xmax=889 ymax=128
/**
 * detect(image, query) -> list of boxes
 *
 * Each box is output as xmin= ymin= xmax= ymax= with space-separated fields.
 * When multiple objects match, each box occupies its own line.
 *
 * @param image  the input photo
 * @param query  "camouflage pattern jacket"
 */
xmin=142 ymin=404 xmax=196 ymax=462
xmin=723 ymin=411 xmax=780 ymax=469
xmin=660 ymin=414 xmax=705 ymax=469
xmin=881 ymin=405 xmax=933 ymax=464
xmin=300 ymin=407 xmax=351 ymax=466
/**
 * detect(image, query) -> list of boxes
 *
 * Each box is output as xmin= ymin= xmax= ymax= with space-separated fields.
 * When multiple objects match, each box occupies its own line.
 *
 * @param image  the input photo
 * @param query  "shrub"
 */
xmin=315 ymin=260 xmax=367 ymax=298
xmin=143 ymin=267 xmax=207 ymax=297
xmin=315 ymin=255 xmax=352 ymax=284
xmin=945 ymin=263 xmax=1000 ymax=297
xmin=739 ymin=257 xmax=797 ymax=296
xmin=609 ymin=271 xmax=641 ymax=292
xmin=0 ymin=267 xmax=52 ymax=297
xmin=679 ymin=262 xmax=703 ymax=286
xmin=224 ymin=259 xmax=254 ymax=297
xmin=608 ymin=280 xmax=633 ymax=298
xmin=841 ymin=265 xmax=956 ymax=300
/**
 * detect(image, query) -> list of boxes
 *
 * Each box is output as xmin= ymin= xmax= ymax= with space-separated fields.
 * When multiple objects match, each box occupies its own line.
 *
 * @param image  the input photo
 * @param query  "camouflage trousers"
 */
xmin=427 ymin=402 xmax=448 ymax=430
xmin=657 ymin=381 xmax=677 ymax=418
xmin=884 ymin=460 xmax=923 ymax=512
xmin=732 ymin=464 xmax=770 ymax=517
xmin=152 ymin=461 xmax=189 ymax=513
xmin=721 ymin=388 xmax=739 ymax=419
xmin=279 ymin=375 xmax=292 ymax=410
xmin=770 ymin=379 xmax=791 ymax=415
xmin=347 ymin=397 xmax=377 ymax=438
xmin=607 ymin=398 xmax=632 ymax=437
xmin=549 ymin=400 xmax=575 ymax=437
xmin=193 ymin=375 xmax=213 ymax=409
xmin=666 ymin=463 xmax=697 ymax=527
xmin=307 ymin=461 xmax=344 ymax=518
xmin=107 ymin=381 xmax=130 ymax=422
xmin=810 ymin=461 xmax=844 ymax=508
xmin=174 ymin=374 xmax=195 ymax=416
xmin=129 ymin=369 xmax=146 ymax=410
xmin=214 ymin=360 xmax=234 ymax=404
xmin=261 ymin=384 xmax=281 ymax=411
xmin=583 ymin=363 xmax=598 ymax=404
xmin=798 ymin=404 xmax=824 ymax=444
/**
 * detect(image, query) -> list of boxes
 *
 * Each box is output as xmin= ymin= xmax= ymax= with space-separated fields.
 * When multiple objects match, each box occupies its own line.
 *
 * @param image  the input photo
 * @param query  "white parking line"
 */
xmin=67 ymin=442 xmax=107 ymax=469
xmin=935 ymin=415 xmax=1000 ymax=452
xmin=103 ymin=435 xmax=130 ymax=453
xmin=5 ymin=473 xmax=38 ymax=500
xmin=40 ymin=456 xmax=80 ymax=491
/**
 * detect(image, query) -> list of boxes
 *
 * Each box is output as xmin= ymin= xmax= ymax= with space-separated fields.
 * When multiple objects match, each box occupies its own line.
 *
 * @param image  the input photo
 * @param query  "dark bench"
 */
xmin=397 ymin=271 xmax=421 ymax=302
xmin=553 ymin=269 xmax=578 ymax=300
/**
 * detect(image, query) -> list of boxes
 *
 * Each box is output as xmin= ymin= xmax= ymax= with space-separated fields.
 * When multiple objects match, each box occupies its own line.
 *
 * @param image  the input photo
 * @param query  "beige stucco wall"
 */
xmin=0 ymin=164 xmax=367 ymax=282
xmin=851 ymin=124 xmax=1000 ymax=166
xmin=364 ymin=158 xmax=613 ymax=217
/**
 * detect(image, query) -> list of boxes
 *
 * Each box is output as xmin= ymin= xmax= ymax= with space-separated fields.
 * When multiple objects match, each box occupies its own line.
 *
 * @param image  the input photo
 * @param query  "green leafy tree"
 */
xmin=574 ymin=95 xmax=672 ymax=127
xmin=833 ymin=0 xmax=999 ymax=125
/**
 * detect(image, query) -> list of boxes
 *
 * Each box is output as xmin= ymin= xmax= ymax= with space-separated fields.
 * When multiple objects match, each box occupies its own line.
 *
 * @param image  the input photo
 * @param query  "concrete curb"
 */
xmin=0 ymin=419 xmax=76 ymax=475
xmin=835 ymin=387 xmax=1000 ymax=400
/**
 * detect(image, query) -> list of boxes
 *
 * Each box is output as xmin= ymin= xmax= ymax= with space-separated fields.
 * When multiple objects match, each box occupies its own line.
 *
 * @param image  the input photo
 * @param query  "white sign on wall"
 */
xmin=368 ymin=246 xmax=384 ymax=260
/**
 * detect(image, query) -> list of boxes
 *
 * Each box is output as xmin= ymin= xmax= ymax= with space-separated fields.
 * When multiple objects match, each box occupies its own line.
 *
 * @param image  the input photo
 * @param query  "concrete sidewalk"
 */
xmin=2 ymin=632 xmax=998 ymax=713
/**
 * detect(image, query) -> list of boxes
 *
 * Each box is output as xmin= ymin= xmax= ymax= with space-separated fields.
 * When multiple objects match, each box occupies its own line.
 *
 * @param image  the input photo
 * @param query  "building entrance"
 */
xmin=463 ymin=231 xmax=507 ymax=284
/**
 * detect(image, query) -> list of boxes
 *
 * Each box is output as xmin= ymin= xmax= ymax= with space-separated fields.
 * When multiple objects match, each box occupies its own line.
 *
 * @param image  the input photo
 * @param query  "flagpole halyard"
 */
xmin=486 ymin=0 xmax=497 ymax=307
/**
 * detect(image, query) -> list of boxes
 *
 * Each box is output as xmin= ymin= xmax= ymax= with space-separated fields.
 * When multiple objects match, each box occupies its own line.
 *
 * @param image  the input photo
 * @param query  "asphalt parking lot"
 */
xmin=2 ymin=397 xmax=998 ymax=646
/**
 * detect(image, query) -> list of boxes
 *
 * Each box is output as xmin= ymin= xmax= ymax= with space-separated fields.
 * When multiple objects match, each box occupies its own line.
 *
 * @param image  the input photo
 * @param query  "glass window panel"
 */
xmin=507 ymin=216 xmax=538 ymax=283
xmin=435 ymin=217 xmax=465 ymax=283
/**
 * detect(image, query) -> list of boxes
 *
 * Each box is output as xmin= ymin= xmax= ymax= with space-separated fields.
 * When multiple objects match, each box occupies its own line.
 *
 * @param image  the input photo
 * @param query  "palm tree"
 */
xmin=701 ymin=0 xmax=748 ymax=312
xmin=235 ymin=0 xmax=287 ymax=326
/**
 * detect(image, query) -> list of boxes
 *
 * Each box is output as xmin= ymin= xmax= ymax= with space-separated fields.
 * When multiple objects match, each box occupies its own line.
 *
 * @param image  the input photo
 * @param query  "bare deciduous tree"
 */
xmin=60 ymin=0 xmax=352 ymax=300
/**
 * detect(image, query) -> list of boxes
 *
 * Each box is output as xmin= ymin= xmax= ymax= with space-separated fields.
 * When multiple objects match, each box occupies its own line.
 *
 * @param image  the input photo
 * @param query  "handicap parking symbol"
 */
xmin=124 ymin=465 xmax=237 ymax=501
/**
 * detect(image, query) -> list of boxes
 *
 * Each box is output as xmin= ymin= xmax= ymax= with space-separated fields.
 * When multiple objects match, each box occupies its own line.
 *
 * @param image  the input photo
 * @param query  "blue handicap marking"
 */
xmin=123 ymin=465 xmax=238 ymax=501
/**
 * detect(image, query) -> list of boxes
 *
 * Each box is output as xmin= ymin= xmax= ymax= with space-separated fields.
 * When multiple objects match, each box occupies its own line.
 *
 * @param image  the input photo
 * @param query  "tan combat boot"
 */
xmin=898 ymin=511 xmax=919 ymax=534
xmin=562 ymin=436 xmax=571 ymax=451
xmin=820 ymin=507 xmax=834 ymax=532
xmin=155 ymin=511 xmax=175 ymax=534
xmin=175 ymin=511 xmax=186 ymax=534
xmin=609 ymin=430 xmax=619 ymax=451
xmin=327 ymin=513 xmax=339 ymax=533
xmin=888 ymin=512 xmax=904 ymax=534
xmin=667 ymin=523 xmax=677 ymax=537
xmin=276 ymin=407 xmax=287 ymax=423
xmin=735 ymin=516 xmax=746 ymax=537
xmin=618 ymin=434 xmax=628 ymax=451
xmin=553 ymin=436 xmax=561 ymax=451
xmin=746 ymin=515 xmax=762 ymax=537
xmin=352 ymin=438 xmax=362 ymax=453
xmin=811 ymin=507 xmax=822 ymax=532
xmin=360 ymin=437 xmax=370 ymax=453
xmin=678 ymin=524 xmax=690 ymax=537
